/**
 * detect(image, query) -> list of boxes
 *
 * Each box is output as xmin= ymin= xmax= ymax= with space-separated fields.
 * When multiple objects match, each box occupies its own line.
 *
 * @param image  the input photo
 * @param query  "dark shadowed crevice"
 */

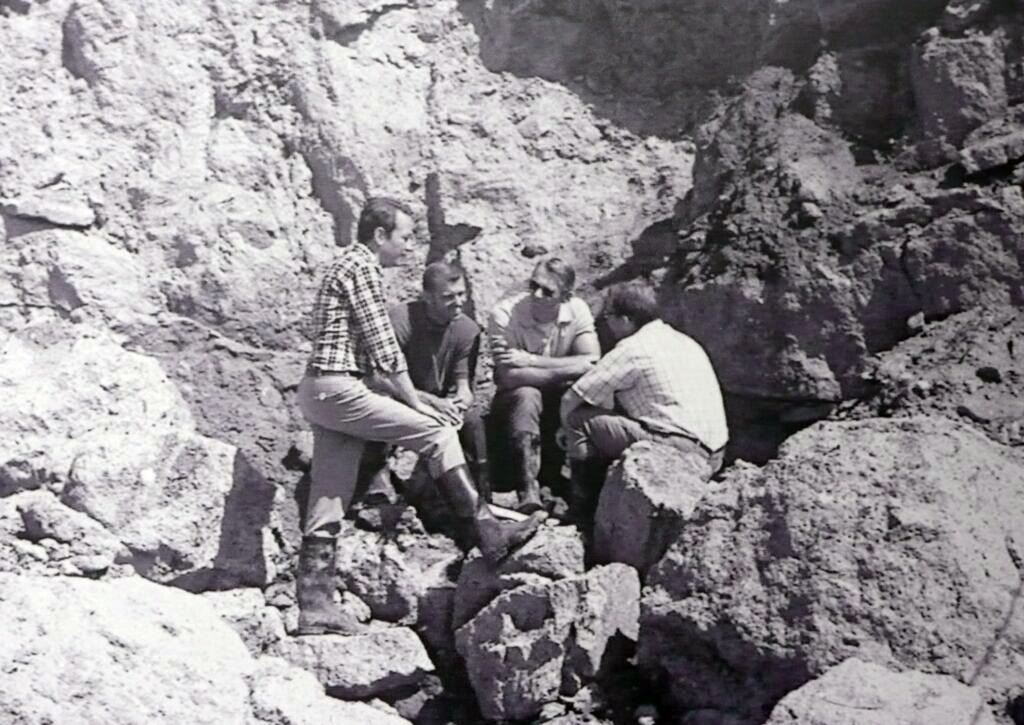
xmin=317 ymin=2 xmax=412 ymax=46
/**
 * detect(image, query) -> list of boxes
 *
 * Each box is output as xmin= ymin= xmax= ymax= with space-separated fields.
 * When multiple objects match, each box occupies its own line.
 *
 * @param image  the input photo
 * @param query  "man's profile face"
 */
xmin=423 ymin=276 xmax=467 ymax=324
xmin=377 ymin=211 xmax=415 ymax=268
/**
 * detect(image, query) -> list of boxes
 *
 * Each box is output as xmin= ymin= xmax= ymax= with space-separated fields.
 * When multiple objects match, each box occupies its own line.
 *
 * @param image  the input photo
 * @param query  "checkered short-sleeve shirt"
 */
xmin=570 ymin=319 xmax=729 ymax=451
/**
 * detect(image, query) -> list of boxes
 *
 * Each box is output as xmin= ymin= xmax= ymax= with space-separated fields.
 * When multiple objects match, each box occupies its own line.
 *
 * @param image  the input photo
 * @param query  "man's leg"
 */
xmin=491 ymin=386 xmax=545 ymax=513
xmin=306 ymin=424 xmax=365 ymax=537
xmin=459 ymin=405 xmax=491 ymax=502
xmin=563 ymin=405 xmax=650 ymax=524
xmin=303 ymin=375 xmax=540 ymax=564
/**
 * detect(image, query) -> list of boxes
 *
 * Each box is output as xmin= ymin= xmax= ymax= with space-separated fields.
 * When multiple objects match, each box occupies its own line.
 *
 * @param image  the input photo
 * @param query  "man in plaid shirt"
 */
xmin=295 ymin=197 xmax=540 ymax=636
xmin=559 ymin=281 xmax=728 ymax=522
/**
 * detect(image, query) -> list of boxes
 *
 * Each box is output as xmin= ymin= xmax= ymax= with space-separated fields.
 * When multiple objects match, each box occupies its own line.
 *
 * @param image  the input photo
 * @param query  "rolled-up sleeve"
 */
xmin=344 ymin=262 xmax=407 ymax=375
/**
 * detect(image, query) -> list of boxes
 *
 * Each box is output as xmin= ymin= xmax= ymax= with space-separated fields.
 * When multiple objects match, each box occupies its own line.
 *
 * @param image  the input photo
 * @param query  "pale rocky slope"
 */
xmin=1 ymin=0 xmax=1023 ymax=723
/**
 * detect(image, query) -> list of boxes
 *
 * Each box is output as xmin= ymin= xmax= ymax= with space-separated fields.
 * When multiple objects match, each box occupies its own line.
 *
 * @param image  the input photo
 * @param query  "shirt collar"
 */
xmin=349 ymin=242 xmax=378 ymax=265
xmin=556 ymin=301 xmax=573 ymax=325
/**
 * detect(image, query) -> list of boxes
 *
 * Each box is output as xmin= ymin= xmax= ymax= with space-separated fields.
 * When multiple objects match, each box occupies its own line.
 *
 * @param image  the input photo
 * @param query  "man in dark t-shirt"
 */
xmin=386 ymin=261 xmax=490 ymax=498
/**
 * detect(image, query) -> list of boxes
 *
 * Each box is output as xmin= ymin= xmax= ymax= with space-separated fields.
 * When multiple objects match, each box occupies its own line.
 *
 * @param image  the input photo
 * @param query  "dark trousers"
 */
xmin=489 ymin=385 xmax=567 ymax=489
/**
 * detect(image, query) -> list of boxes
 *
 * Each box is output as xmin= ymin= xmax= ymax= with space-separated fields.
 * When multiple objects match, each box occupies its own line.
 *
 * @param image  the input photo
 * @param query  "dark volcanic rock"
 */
xmin=638 ymin=416 xmax=1024 ymax=723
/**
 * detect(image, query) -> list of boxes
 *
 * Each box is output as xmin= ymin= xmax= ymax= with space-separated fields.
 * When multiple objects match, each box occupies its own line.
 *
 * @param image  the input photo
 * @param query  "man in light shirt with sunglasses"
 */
xmin=488 ymin=258 xmax=601 ymax=513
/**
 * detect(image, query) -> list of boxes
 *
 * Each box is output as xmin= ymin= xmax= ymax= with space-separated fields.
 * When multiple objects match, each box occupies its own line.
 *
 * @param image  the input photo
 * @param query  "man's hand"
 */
xmin=494 ymin=344 xmax=534 ymax=369
xmin=417 ymin=393 xmax=463 ymax=427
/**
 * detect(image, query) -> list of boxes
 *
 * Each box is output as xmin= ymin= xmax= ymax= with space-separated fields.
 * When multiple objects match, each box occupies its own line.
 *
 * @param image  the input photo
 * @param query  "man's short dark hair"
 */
xmin=536 ymin=257 xmax=576 ymax=297
xmin=603 ymin=282 xmax=659 ymax=326
xmin=356 ymin=196 xmax=414 ymax=244
xmin=422 ymin=261 xmax=465 ymax=293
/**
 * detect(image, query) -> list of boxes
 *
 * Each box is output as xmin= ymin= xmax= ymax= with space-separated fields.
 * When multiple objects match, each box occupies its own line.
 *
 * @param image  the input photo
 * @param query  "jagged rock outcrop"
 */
xmin=764 ymin=658 xmax=998 ymax=725
xmin=841 ymin=305 xmax=1024 ymax=447
xmin=0 ymin=573 xmax=410 ymax=724
xmin=456 ymin=563 xmax=641 ymax=722
xmin=592 ymin=441 xmax=709 ymax=576
xmin=0 ymin=323 xmax=281 ymax=589
xmin=638 ymin=416 xmax=1024 ymax=723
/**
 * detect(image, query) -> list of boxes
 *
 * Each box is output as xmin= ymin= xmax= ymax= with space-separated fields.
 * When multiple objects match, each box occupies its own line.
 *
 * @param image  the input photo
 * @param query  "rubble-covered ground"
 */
xmin=1 ymin=0 xmax=1022 ymax=723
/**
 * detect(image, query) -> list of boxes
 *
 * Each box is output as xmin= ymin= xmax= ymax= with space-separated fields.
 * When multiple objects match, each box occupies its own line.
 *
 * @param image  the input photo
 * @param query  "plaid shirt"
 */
xmin=307 ymin=243 xmax=406 ymax=375
xmin=570 ymin=319 xmax=729 ymax=451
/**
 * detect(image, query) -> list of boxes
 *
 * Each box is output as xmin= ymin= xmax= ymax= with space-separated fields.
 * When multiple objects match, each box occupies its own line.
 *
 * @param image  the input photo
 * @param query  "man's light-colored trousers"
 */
xmin=297 ymin=373 xmax=465 ymax=537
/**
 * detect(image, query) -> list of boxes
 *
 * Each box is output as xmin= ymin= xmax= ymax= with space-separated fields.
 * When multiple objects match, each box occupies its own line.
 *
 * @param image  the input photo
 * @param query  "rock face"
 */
xmin=593 ymin=441 xmax=710 ymax=576
xmin=638 ymin=417 xmax=1024 ymax=722
xmin=651 ymin=0 xmax=1023 ymax=461
xmin=0 ymin=323 xmax=280 ymax=590
xmin=456 ymin=563 xmax=640 ymax=722
xmin=764 ymin=658 xmax=999 ymax=725
xmin=0 ymin=573 xmax=410 ymax=724
xmin=0 ymin=0 xmax=697 ymax=558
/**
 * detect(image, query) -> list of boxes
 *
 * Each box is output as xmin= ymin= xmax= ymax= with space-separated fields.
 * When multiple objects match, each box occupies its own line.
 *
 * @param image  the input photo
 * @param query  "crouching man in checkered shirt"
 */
xmin=558 ymin=281 xmax=729 ymax=523
xmin=295 ymin=197 xmax=541 ymax=636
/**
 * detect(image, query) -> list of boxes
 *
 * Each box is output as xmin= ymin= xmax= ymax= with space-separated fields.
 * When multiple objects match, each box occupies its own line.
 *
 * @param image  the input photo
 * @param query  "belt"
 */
xmin=305 ymin=366 xmax=363 ymax=379
xmin=644 ymin=424 xmax=721 ymax=458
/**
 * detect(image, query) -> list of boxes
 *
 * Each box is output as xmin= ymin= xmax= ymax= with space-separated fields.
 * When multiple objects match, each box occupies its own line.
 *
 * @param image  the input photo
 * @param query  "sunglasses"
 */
xmin=528 ymin=280 xmax=558 ymax=298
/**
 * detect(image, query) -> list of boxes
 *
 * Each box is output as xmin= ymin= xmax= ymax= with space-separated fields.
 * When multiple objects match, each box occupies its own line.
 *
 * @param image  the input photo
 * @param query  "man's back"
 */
xmin=581 ymin=319 xmax=729 ymax=451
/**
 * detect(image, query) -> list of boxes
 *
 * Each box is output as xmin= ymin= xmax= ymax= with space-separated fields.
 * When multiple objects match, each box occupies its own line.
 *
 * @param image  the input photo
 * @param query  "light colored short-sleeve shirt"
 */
xmin=570 ymin=319 xmax=729 ymax=451
xmin=488 ymin=292 xmax=595 ymax=358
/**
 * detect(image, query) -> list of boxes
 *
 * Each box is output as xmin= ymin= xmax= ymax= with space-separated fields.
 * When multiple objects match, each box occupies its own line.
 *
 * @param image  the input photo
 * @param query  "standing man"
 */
xmin=489 ymin=258 xmax=600 ymax=513
xmin=559 ymin=282 xmax=729 ymax=522
xmin=389 ymin=261 xmax=491 ymax=499
xmin=297 ymin=197 xmax=540 ymax=635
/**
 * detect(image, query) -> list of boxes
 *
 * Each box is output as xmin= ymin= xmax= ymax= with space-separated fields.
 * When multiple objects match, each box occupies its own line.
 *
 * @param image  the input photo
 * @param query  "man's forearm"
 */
xmin=496 ymin=364 xmax=587 ymax=390
xmin=382 ymin=370 xmax=420 ymax=408
xmin=522 ymin=353 xmax=598 ymax=370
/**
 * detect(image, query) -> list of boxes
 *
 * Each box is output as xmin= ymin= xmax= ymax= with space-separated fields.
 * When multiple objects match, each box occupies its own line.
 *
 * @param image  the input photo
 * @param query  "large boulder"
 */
xmin=638 ymin=416 xmax=1024 ymax=722
xmin=593 ymin=441 xmax=710 ymax=576
xmin=0 ymin=323 xmax=280 ymax=590
xmin=910 ymin=29 xmax=1008 ymax=145
xmin=247 ymin=656 xmax=410 ymax=725
xmin=764 ymin=658 xmax=999 ymax=725
xmin=456 ymin=563 xmax=640 ymax=721
xmin=0 ymin=573 xmax=410 ymax=723
xmin=453 ymin=523 xmax=586 ymax=630
xmin=276 ymin=627 xmax=435 ymax=700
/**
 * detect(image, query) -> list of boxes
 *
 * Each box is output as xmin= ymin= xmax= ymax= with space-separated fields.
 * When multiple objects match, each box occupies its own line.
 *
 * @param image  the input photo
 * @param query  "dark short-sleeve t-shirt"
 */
xmin=389 ymin=300 xmax=481 ymax=396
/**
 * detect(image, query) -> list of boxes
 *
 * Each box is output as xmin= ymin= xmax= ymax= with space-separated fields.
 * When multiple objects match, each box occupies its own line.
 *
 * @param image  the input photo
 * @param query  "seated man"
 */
xmin=489 ymin=258 xmax=601 ymax=513
xmin=559 ymin=281 xmax=729 ymax=521
xmin=387 ymin=261 xmax=491 ymax=499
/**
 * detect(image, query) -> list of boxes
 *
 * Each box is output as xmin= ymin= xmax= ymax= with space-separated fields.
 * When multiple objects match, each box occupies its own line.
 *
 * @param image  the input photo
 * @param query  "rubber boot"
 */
xmin=568 ymin=459 xmax=603 ymax=527
xmin=295 ymin=537 xmax=364 ymax=635
xmin=438 ymin=464 xmax=542 ymax=565
xmin=512 ymin=432 xmax=544 ymax=514
xmin=470 ymin=457 xmax=492 ymax=504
